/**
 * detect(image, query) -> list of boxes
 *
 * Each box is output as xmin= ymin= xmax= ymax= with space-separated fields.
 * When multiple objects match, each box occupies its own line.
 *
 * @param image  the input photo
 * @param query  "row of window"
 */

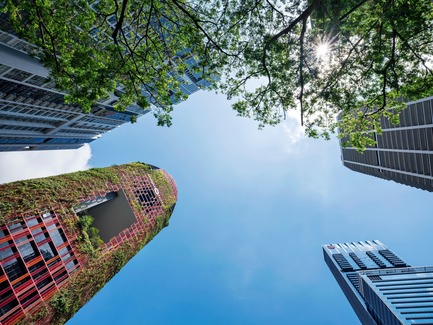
xmin=0 ymin=65 xmax=54 ymax=90
xmin=0 ymin=79 xmax=66 ymax=105
xmin=379 ymin=151 xmax=433 ymax=177
xmin=382 ymin=170 xmax=433 ymax=191
xmin=380 ymin=99 xmax=433 ymax=129
xmin=0 ymin=25 xmax=36 ymax=54
xmin=1 ymin=99 xmax=75 ymax=117
xmin=342 ymin=148 xmax=379 ymax=166
xmin=378 ymin=250 xmax=408 ymax=268
xmin=0 ymin=124 xmax=42 ymax=133
xmin=377 ymin=128 xmax=433 ymax=151
xmin=2 ymin=97 xmax=124 ymax=127
xmin=371 ymin=276 xmax=433 ymax=322
xmin=343 ymin=149 xmax=433 ymax=191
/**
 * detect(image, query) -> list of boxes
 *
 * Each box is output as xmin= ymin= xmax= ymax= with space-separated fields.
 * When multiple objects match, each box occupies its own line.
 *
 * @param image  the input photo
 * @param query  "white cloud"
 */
xmin=281 ymin=112 xmax=305 ymax=145
xmin=0 ymin=144 xmax=92 ymax=184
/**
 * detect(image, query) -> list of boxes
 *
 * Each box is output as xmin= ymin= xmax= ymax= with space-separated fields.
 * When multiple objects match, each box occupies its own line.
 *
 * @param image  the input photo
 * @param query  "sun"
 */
xmin=316 ymin=42 xmax=330 ymax=58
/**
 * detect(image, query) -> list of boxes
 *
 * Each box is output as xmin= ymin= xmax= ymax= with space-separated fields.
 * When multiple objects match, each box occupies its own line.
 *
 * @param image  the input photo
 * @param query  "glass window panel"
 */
xmin=58 ymin=246 xmax=71 ymax=256
xmin=0 ymin=241 xmax=15 ymax=261
xmin=12 ymin=275 xmax=30 ymax=289
xmin=36 ymin=276 xmax=52 ymax=290
xmin=3 ymin=68 xmax=31 ymax=81
xmin=8 ymin=221 xmax=25 ymax=234
xmin=61 ymin=252 xmax=73 ymax=262
xmin=15 ymin=234 xmax=31 ymax=244
xmin=33 ymin=228 xmax=48 ymax=243
xmin=54 ymin=270 xmax=67 ymax=284
xmin=26 ymin=217 xmax=41 ymax=227
xmin=0 ymin=229 xmax=8 ymax=239
xmin=47 ymin=256 xmax=60 ymax=268
xmin=49 ymin=229 xmax=67 ymax=247
xmin=0 ymin=297 xmax=18 ymax=317
xmin=65 ymin=259 xmax=77 ymax=271
xmin=39 ymin=242 xmax=57 ymax=261
xmin=3 ymin=257 xmax=26 ymax=281
xmin=28 ymin=261 xmax=45 ymax=273
xmin=18 ymin=241 xmax=39 ymax=262
xmin=20 ymin=289 xmax=38 ymax=305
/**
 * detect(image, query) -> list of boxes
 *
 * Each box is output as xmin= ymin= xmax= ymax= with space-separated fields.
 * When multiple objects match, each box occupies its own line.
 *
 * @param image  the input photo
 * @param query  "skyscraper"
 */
xmin=0 ymin=162 xmax=177 ymax=324
xmin=339 ymin=96 xmax=433 ymax=191
xmin=323 ymin=240 xmax=433 ymax=324
xmin=0 ymin=26 xmax=150 ymax=151
xmin=0 ymin=10 xmax=212 ymax=152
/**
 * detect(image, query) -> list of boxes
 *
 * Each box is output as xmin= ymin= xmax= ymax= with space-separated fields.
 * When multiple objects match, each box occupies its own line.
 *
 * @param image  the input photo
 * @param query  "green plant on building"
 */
xmin=77 ymin=214 xmax=104 ymax=255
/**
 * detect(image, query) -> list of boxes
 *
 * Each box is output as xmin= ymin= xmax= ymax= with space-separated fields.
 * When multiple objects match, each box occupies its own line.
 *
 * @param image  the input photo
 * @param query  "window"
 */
xmin=28 ymin=261 xmax=45 ymax=273
xmin=3 ymin=68 xmax=31 ymax=81
xmin=18 ymin=241 xmax=39 ymax=262
xmin=49 ymin=229 xmax=67 ymax=247
xmin=3 ymin=257 xmax=26 ymax=281
xmin=8 ymin=221 xmax=25 ymax=234
xmin=39 ymin=242 xmax=57 ymax=261
xmin=36 ymin=276 xmax=52 ymax=291
xmin=65 ymin=259 xmax=78 ymax=271
xmin=0 ymin=297 xmax=18 ymax=317
xmin=26 ymin=75 xmax=49 ymax=87
xmin=0 ymin=241 xmax=15 ymax=262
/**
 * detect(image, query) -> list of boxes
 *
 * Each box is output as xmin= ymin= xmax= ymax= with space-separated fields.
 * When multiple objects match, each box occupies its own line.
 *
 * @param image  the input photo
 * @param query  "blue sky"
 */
xmin=1 ymin=90 xmax=432 ymax=324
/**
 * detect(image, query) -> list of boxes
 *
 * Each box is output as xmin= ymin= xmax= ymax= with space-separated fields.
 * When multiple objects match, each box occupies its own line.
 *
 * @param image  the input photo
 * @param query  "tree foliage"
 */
xmin=2 ymin=0 xmax=433 ymax=150
xmin=1 ymin=0 xmax=217 ymax=126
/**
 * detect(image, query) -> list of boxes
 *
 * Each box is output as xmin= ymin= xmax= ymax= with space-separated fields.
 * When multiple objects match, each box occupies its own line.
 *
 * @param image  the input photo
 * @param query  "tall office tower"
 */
xmin=323 ymin=240 xmax=433 ymax=324
xmin=0 ymin=162 xmax=177 ymax=324
xmin=339 ymin=96 xmax=433 ymax=191
xmin=0 ymin=11 xmax=212 ymax=152
xmin=0 ymin=27 xmax=150 ymax=152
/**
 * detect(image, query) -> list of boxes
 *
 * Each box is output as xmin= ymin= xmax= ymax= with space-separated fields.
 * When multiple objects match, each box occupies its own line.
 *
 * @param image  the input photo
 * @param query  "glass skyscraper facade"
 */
xmin=323 ymin=240 xmax=433 ymax=324
xmin=0 ymin=10 xmax=212 ymax=152
xmin=0 ymin=163 xmax=177 ymax=324
xmin=340 ymin=96 xmax=433 ymax=191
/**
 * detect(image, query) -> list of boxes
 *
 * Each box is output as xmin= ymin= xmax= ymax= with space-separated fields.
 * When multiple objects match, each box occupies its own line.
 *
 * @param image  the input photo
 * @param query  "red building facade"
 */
xmin=0 ymin=163 xmax=177 ymax=324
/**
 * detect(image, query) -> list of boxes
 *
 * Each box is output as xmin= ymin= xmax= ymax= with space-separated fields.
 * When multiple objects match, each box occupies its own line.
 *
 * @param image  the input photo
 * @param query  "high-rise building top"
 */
xmin=0 ymin=10 xmax=212 ymax=152
xmin=0 ymin=31 xmax=150 ymax=151
xmin=324 ymin=240 xmax=433 ymax=325
xmin=0 ymin=162 xmax=177 ymax=324
xmin=339 ymin=96 xmax=433 ymax=191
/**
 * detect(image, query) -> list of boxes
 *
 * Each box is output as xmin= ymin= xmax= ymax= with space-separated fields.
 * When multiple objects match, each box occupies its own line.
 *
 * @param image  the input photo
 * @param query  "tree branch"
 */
xmin=299 ymin=17 xmax=308 ymax=126
xmin=112 ymin=0 xmax=129 ymax=43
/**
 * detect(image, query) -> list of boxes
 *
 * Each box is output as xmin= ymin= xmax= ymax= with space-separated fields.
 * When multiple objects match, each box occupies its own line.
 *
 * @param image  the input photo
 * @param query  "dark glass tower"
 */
xmin=324 ymin=240 xmax=433 ymax=325
xmin=0 ymin=163 xmax=177 ymax=324
xmin=340 ymin=96 xmax=433 ymax=191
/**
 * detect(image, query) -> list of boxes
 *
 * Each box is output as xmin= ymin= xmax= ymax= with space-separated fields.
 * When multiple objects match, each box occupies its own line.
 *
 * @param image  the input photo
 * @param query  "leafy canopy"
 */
xmin=2 ymin=0 xmax=433 ymax=150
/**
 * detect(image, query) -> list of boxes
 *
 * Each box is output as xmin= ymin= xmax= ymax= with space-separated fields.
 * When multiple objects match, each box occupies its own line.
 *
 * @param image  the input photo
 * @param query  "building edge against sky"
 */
xmin=339 ymin=96 xmax=433 ymax=192
xmin=0 ymin=162 xmax=177 ymax=324
xmin=0 ymin=12 xmax=211 ymax=152
xmin=323 ymin=240 xmax=433 ymax=325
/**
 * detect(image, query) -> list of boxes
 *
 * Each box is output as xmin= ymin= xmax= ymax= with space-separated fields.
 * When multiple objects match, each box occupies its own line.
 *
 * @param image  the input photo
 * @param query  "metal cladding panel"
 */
xmin=340 ymin=96 xmax=433 ymax=192
xmin=358 ymin=267 xmax=433 ymax=324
